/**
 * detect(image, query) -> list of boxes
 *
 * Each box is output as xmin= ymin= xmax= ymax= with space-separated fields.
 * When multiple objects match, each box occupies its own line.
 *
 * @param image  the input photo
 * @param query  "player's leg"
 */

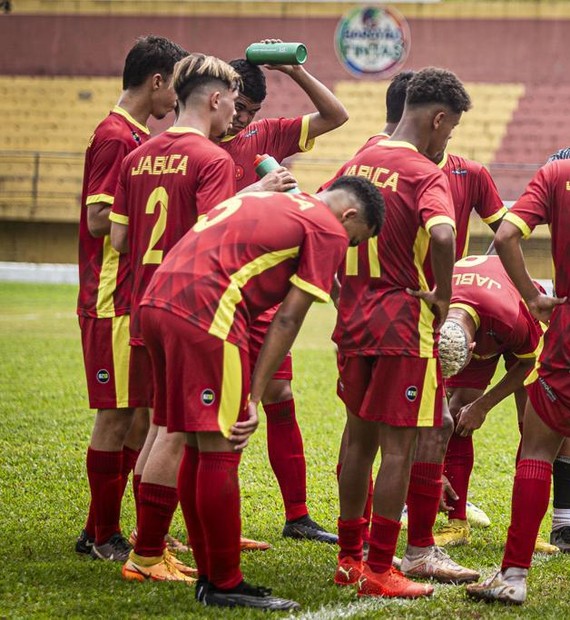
xmin=402 ymin=398 xmax=480 ymax=583
xmin=263 ymin=373 xmax=337 ymax=544
xmin=551 ymin=438 xmax=570 ymax=551
xmin=77 ymin=315 xmax=136 ymax=561
xmin=435 ymin=387 xmax=482 ymax=547
xmin=335 ymin=409 xmax=381 ymax=585
xmin=467 ymin=393 xmax=564 ymax=604
xmin=122 ymin=307 xmax=195 ymax=582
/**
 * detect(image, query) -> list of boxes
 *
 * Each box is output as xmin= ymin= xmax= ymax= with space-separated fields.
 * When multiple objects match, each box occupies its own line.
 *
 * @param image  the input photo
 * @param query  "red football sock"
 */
xmin=443 ymin=434 xmax=474 ymax=521
xmin=264 ymin=399 xmax=308 ymax=522
xmin=367 ymin=513 xmax=401 ymax=574
xmin=197 ymin=452 xmax=243 ymax=589
xmin=336 ymin=462 xmax=373 ymax=543
xmin=120 ymin=446 xmax=140 ymax=496
xmin=134 ymin=482 xmax=177 ymax=557
xmin=178 ymin=445 xmax=208 ymax=576
xmin=406 ymin=461 xmax=444 ymax=547
xmin=338 ymin=517 xmax=366 ymax=561
xmin=86 ymin=447 xmax=123 ymax=544
xmin=502 ymin=459 xmax=552 ymax=570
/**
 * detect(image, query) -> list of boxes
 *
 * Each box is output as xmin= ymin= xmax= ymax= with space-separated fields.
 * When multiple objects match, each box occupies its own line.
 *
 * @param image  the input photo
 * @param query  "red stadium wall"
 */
xmin=1 ymin=14 xmax=568 ymax=86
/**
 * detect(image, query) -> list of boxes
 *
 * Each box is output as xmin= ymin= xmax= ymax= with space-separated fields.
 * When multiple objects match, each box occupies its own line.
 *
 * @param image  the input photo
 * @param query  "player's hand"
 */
xmin=455 ymin=401 xmax=487 ymax=437
xmin=526 ymin=293 xmax=567 ymax=323
xmin=406 ymin=287 xmax=450 ymax=328
xmin=439 ymin=474 xmax=459 ymax=513
xmin=259 ymin=38 xmax=300 ymax=76
xmin=258 ymin=167 xmax=298 ymax=193
xmin=229 ymin=401 xmax=259 ymax=451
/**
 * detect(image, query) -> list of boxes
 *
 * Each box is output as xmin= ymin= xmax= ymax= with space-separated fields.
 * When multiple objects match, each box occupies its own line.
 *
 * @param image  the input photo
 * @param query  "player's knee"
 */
xmin=262 ymin=380 xmax=293 ymax=405
xmin=91 ymin=408 xmax=135 ymax=449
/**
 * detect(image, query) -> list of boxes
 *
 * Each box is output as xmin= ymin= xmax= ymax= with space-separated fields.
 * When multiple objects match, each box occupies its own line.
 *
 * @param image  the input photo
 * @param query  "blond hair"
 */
xmin=439 ymin=320 xmax=470 ymax=378
xmin=174 ymin=53 xmax=241 ymax=102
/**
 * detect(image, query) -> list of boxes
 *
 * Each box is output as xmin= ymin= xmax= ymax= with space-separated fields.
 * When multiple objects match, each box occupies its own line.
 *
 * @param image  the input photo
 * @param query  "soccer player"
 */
xmin=109 ymin=53 xmax=239 ymax=581
xmin=466 ymin=154 xmax=568 ymax=605
xmin=137 ymin=176 xmax=384 ymax=609
xmin=332 ymin=67 xmax=475 ymax=597
xmin=218 ymin=47 xmax=348 ymax=543
xmin=75 ymin=35 xmax=187 ymax=561
xmin=435 ymin=255 xmax=541 ymax=547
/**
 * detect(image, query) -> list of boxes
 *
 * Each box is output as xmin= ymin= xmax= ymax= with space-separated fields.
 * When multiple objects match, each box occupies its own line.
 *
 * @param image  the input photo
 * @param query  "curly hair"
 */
xmin=174 ymin=53 xmax=241 ymax=103
xmin=123 ymin=35 xmax=188 ymax=90
xmin=329 ymin=175 xmax=385 ymax=237
xmin=406 ymin=67 xmax=471 ymax=115
xmin=386 ymin=71 xmax=415 ymax=124
xmin=229 ymin=59 xmax=267 ymax=103
xmin=439 ymin=320 xmax=470 ymax=378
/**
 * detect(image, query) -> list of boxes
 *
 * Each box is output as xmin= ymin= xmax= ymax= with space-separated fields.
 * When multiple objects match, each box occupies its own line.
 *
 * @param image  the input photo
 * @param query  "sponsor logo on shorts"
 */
xmin=201 ymin=389 xmax=216 ymax=406
xmin=538 ymin=377 xmax=558 ymax=402
xmin=405 ymin=386 xmax=418 ymax=402
xmin=96 ymin=369 xmax=110 ymax=384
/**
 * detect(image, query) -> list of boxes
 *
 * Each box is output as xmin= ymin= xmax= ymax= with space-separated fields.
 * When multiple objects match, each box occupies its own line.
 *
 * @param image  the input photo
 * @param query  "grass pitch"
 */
xmin=1 ymin=282 xmax=569 ymax=619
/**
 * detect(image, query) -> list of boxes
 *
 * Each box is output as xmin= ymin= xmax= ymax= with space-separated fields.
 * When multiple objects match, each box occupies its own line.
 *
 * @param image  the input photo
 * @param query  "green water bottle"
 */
xmin=245 ymin=42 xmax=308 ymax=65
xmin=254 ymin=154 xmax=301 ymax=194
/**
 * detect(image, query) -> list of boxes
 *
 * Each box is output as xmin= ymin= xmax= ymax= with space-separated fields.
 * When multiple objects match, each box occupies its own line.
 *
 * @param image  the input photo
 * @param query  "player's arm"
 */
xmin=229 ymin=285 xmax=315 ymax=450
xmin=494 ymin=220 xmax=566 ymax=322
xmin=408 ymin=223 xmax=456 ymax=327
xmin=266 ymin=47 xmax=348 ymax=139
xmin=455 ymin=357 xmax=535 ymax=436
xmin=87 ymin=202 xmax=113 ymax=237
xmin=110 ymin=221 xmax=128 ymax=254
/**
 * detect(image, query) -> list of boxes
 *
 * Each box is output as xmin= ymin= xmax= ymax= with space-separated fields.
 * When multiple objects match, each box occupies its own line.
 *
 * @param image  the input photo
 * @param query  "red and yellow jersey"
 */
xmin=439 ymin=153 xmax=506 ymax=259
xmin=219 ymin=116 xmax=314 ymax=191
xmin=77 ymin=106 xmax=150 ymax=318
xmin=110 ymin=127 xmax=236 ymax=344
xmin=450 ymin=255 xmax=541 ymax=360
xmin=332 ymin=140 xmax=456 ymax=357
xmin=505 ymin=160 xmax=570 ymax=375
xmin=141 ymin=192 xmax=348 ymax=350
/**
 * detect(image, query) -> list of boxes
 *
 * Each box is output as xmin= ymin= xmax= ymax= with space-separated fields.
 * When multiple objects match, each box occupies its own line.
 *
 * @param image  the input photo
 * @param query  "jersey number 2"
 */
xmin=142 ymin=187 xmax=169 ymax=265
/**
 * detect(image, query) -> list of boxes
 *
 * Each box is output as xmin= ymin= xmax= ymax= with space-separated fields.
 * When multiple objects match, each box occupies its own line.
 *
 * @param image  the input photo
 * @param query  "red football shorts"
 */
xmin=249 ymin=307 xmax=293 ymax=381
xmin=79 ymin=315 xmax=152 ymax=409
xmin=141 ymin=306 xmax=249 ymax=436
xmin=526 ymin=369 xmax=570 ymax=437
xmin=337 ymin=354 xmax=444 ymax=427
xmin=446 ymin=352 xmax=524 ymax=391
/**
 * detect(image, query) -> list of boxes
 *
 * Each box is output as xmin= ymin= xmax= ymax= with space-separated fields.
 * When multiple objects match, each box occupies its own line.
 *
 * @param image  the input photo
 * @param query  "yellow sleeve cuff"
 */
xmin=481 ymin=206 xmax=508 ymax=225
xmin=298 ymin=115 xmax=315 ymax=153
xmin=86 ymin=193 xmax=114 ymax=206
xmin=109 ymin=212 xmax=129 ymax=225
xmin=504 ymin=212 xmax=533 ymax=239
xmin=425 ymin=215 xmax=456 ymax=235
xmin=290 ymin=274 xmax=330 ymax=303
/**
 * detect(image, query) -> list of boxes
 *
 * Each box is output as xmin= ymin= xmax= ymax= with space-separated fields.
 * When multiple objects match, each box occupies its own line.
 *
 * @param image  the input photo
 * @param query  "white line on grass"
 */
xmin=285 ymin=596 xmax=417 ymax=620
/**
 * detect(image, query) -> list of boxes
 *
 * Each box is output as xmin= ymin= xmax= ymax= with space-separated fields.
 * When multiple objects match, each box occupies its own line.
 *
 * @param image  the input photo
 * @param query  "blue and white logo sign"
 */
xmin=335 ymin=6 xmax=411 ymax=78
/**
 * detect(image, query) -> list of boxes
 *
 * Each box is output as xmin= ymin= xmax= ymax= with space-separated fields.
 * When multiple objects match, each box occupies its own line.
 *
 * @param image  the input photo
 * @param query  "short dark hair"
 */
xmin=547 ymin=147 xmax=570 ymax=163
xmin=406 ymin=67 xmax=471 ymax=115
xmin=229 ymin=59 xmax=267 ymax=103
xmin=329 ymin=175 xmax=385 ymax=236
xmin=386 ymin=71 xmax=415 ymax=124
xmin=123 ymin=35 xmax=188 ymax=90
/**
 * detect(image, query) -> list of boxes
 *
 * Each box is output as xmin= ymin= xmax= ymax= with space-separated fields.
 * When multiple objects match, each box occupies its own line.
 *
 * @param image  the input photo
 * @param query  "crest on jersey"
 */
xmin=405 ymin=386 xmax=418 ymax=402
xmin=201 ymin=389 xmax=216 ymax=406
xmin=335 ymin=6 xmax=411 ymax=78
xmin=96 ymin=369 xmax=110 ymax=384
xmin=235 ymin=164 xmax=244 ymax=181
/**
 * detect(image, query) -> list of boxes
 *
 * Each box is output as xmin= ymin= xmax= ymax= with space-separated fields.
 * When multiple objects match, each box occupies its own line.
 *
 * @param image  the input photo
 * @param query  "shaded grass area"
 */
xmin=1 ymin=282 xmax=569 ymax=618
